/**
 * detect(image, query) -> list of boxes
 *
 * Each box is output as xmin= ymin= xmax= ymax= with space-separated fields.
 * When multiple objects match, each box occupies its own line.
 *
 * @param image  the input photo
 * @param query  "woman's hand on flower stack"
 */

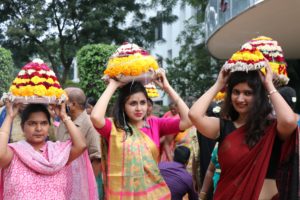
xmin=259 ymin=59 xmax=274 ymax=92
xmin=51 ymin=102 xmax=68 ymax=121
xmin=5 ymin=100 xmax=20 ymax=120
xmin=154 ymin=68 xmax=171 ymax=92
xmin=215 ymin=66 xmax=230 ymax=91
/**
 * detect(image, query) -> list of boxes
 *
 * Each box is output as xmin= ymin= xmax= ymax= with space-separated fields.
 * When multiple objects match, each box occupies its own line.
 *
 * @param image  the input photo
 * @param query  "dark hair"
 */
xmin=278 ymin=86 xmax=297 ymax=111
xmin=112 ymin=81 xmax=148 ymax=135
xmin=86 ymin=97 xmax=97 ymax=107
xmin=147 ymin=98 xmax=153 ymax=106
xmin=221 ymin=71 xmax=272 ymax=148
xmin=21 ymin=104 xmax=51 ymax=127
xmin=173 ymin=146 xmax=190 ymax=165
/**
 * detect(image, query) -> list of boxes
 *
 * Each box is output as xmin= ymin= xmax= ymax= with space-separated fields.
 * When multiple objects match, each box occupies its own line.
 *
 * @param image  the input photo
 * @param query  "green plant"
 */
xmin=0 ymin=47 xmax=14 ymax=96
xmin=76 ymin=44 xmax=117 ymax=99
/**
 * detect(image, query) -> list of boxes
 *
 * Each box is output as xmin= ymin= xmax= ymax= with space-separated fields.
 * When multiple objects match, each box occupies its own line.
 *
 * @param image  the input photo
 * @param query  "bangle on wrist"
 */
xmin=268 ymin=89 xmax=278 ymax=96
xmin=63 ymin=116 xmax=71 ymax=123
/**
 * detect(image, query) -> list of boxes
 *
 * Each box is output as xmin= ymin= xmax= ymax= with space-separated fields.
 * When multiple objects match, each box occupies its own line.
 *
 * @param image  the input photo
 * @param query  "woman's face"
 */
xmin=231 ymin=82 xmax=254 ymax=116
xmin=124 ymin=92 xmax=148 ymax=124
xmin=22 ymin=111 xmax=49 ymax=145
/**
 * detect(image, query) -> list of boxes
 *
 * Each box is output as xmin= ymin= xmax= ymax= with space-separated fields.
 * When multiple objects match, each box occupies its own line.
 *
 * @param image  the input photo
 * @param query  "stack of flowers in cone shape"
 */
xmin=103 ymin=42 xmax=159 ymax=84
xmin=241 ymin=36 xmax=289 ymax=87
xmin=145 ymin=83 xmax=159 ymax=98
xmin=2 ymin=58 xmax=66 ymax=104
xmin=223 ymin=47 xmax=267 ymax=72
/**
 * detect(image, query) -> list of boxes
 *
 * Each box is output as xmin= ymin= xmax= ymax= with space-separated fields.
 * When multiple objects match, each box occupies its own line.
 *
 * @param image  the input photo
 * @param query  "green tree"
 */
xmin=166 ymin=0 xmax=221 ymax=102
xmin=0 ymin=47 xmax=14 ymax=96
xmin=76 ymin=44 xmax=116 ymax=99
xmin=0 ymin=0 xmax=178 ymax=85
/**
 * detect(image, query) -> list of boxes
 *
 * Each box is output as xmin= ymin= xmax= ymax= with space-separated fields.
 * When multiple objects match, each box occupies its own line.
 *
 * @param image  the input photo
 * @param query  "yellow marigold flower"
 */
xmin=33 ymin=85 xmax=47 ymax=96
xmin=105 ymin=54 xmax=159 ymax=78
xmin=10 ymin=85 xmax=20 ymax=96
xmin=214 ymin=91 xmax=226 ymax=101
xmin=46 ymin=78 xmax=54 ymax=84
xmin=46 ymin=86 xmax=57 ymax=97
xmin=31 ymin=76 xmax=42 ymax=85
xmin=23 ymin=86 xmax=34 ymax=96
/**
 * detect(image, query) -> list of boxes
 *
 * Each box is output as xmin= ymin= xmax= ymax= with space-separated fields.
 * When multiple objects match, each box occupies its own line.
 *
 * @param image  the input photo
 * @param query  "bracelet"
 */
xmin=63 ymin=116 xmax=71 ymax=123
xmin=268 ymin=89 xmax=278 ymax=96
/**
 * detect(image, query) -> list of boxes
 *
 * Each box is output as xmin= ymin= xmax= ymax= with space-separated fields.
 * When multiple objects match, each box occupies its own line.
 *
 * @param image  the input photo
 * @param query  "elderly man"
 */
xmin=56 ymin=87 xmax=101 ymax=176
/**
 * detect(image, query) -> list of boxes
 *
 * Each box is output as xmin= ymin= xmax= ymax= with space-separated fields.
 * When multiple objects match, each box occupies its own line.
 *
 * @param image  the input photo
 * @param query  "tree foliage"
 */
xmin=166 ymin=0 xmax=221 ymax=102
xmin=0 ymin=0 xmax=178 ymax=84
xmin=76 ymin=44 xmax=116 ymax=99
xmin=0 ymin=47 xmax=14 ymax=96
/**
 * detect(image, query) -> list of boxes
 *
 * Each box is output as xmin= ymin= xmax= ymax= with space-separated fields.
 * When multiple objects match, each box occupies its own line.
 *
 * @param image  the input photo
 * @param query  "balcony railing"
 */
xmin=205 ymin=0 xmax=264 ymax=41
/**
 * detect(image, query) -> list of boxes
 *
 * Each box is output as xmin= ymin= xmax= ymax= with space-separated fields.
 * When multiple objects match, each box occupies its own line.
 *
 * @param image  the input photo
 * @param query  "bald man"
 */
xmin=56 ymin=87 xmax=101 ymax=176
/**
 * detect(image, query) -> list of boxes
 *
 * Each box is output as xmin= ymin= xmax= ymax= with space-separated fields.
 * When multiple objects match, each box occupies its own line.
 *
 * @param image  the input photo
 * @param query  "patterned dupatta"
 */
xmin=214 ymin=122 xmax=299 ymax=200
xmin=101 ymin=121 xmax=171 ymax=200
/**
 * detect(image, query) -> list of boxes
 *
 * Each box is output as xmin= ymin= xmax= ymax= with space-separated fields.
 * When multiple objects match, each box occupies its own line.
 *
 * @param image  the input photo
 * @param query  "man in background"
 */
xmin=56 ymin=87 xmax=101 ymax=176
xmin=159 ymin=146 xmax=198 ymax=200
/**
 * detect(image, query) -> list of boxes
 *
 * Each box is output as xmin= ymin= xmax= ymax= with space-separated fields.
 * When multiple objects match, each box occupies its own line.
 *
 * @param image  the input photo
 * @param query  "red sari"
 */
xmin=214 ymin=122 xmax=299 ymax=200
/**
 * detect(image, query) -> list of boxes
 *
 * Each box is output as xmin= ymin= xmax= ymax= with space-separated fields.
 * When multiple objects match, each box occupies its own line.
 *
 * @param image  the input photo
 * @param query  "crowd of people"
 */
xmin=0 ymin=41 xmax=299 ymax=200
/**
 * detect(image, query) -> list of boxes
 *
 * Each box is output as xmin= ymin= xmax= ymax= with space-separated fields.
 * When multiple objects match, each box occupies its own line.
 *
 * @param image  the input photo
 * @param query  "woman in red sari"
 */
xmin=189 ymin=62 xmax=298 ymax=200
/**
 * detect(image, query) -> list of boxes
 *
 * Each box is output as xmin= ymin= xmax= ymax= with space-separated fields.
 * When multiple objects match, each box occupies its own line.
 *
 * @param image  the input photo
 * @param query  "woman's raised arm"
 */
xmin=261 ymin=61 xmax=298 ymax=140
xmin=154 ymin=69 xmax=191 ymax=131
xmin=90 ymin=79 xmax=122 ymax=129
xmin=0 ymin=101 xmax=20 ymax=168
xmin=189 ymin=68 xmax=229 ymax=139
xmin=54 ymin=103 xmax=87 ymax=164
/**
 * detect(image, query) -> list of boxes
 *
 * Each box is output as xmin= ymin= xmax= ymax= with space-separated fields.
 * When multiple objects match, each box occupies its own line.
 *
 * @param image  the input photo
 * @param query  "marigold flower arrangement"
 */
xmin=223 ymin=47 xmax=267 ymax=72
xmin=103 ymin=42 xmax=159 ymax=83
xmin=1 ymin=59 xmax=66 ymax=104
xmin=241 ymin=36 xmax=289 ymax=86
xmin=145 ymin=83 xmax=159 ymax=98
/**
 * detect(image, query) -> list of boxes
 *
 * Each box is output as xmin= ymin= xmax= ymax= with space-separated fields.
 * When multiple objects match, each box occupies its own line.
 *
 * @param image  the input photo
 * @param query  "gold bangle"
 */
xmin=268 ymin=89 xmax=278 ymax=96
xmin=63 ymin=116 xmax=71 ymax=123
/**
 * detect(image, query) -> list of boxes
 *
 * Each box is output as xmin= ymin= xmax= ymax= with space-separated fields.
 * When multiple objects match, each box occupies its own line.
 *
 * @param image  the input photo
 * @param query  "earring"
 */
xmin=123 ymin=112 xmax=130 ymax=133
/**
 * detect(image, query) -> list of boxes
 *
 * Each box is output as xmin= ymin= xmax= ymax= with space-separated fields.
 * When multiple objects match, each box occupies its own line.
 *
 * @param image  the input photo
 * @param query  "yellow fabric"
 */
xmin=102 ymin=121 xmax=170 ymax=200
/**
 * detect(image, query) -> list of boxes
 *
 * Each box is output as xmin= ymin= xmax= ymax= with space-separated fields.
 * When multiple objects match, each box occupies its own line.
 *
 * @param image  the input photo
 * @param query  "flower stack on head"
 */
xmin=103 ymin=42 xmax=160 ymax=84
xmin=223 ymin=47 xmax=267 ymax=72
xmin=145 ymin=83 xmax=159 ymax=98
xmin=241 ymin=36 xmax=289 ymax=87
xmin=2 ymin=58 xmax=66 ymax=104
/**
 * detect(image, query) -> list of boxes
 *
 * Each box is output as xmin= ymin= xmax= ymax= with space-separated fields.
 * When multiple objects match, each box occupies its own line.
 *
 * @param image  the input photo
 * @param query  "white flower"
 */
xmin=213 ymin=106 xmax=221 ymax=113
xmin=19 ymin=70 xmax=26 ymax=76
xmin=27 ymin=69 xmax=36 ymax=75
xmin=32 ymin=58 xmax=44 ymax=64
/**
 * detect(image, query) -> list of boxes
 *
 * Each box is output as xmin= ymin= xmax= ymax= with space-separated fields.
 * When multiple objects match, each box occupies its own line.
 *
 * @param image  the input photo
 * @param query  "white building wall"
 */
xmin=150 ymin=2 xmax=197 ymax=105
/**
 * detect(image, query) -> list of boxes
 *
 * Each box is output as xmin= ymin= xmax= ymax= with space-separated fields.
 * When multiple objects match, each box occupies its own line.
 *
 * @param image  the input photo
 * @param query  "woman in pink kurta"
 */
xmin=91 ymin=70 xmax=192 ymax=199
xmin=0 ymin=102 xmax=97 ymax=200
